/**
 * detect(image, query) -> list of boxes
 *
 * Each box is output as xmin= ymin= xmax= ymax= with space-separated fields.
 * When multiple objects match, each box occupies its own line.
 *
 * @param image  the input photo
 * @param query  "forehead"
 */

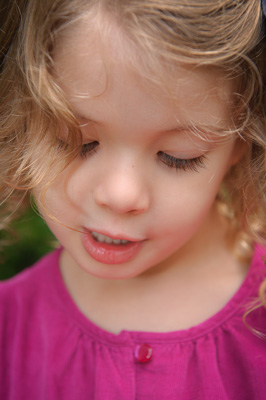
xmin=53 ymin=12 xmax=233 ymax=130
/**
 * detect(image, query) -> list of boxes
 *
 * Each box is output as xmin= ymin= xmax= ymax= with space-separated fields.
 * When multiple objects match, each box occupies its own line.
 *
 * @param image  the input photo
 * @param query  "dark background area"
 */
xmin=0 ymin=208 xmax=56 ymax=280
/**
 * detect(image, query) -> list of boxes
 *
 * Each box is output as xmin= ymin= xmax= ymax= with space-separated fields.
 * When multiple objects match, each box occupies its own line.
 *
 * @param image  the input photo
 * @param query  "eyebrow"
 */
xmin=161 ymin=125 xmax=235 ymax=150
xmin=74 ymin=110 xmax=231 ymax=140
xmin=159 ymin=123 xmax=230 ymax=137
xmin=74 ymin=113 xmax=102 ymax=128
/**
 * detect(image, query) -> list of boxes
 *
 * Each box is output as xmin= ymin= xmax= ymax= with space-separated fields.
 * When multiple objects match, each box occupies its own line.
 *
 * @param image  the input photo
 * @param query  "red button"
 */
xmin=134 ymin=343 xmax=153 ymax=363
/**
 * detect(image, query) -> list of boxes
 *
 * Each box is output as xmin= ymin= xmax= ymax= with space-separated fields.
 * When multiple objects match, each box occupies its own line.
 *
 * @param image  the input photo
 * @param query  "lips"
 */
xmin=82 ymin=229 xmax=143 ymax=265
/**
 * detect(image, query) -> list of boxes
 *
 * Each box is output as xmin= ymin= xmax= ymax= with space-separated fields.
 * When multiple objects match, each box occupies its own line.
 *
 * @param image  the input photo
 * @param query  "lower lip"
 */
xmin=82 ymin=231 xmax=143 ymax=265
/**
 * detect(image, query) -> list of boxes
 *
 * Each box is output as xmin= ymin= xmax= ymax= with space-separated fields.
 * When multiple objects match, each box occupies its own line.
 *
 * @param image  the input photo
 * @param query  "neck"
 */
xmin=59 ymin=208 xmax=249 ymax=334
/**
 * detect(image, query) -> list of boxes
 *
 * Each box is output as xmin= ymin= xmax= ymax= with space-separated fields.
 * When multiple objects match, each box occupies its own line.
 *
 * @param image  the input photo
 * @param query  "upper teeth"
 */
xmin=91 ymin=231 xmax=129 ymax=245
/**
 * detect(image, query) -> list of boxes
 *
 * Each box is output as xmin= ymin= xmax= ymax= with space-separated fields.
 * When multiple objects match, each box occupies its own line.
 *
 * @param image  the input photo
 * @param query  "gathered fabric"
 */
xmin=0 ymin=245 xmax=266 ymax=400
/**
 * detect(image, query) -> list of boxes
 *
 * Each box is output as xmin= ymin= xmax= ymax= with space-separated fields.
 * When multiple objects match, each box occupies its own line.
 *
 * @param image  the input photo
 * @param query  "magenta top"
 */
xmin=0 ymin=245 xmax=266 ymax=399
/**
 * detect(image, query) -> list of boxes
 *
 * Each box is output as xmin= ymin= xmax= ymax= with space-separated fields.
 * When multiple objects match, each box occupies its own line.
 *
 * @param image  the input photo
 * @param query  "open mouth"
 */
xmin=82 ymin=229 xmax=143 ymax=265
xmin=91 ymin=231 xmax=130 ymax=245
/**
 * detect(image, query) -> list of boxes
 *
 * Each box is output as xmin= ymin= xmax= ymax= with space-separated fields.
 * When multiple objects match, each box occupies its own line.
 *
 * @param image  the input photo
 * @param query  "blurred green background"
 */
xmin=0 ymin=207 xmax=57 ymax=280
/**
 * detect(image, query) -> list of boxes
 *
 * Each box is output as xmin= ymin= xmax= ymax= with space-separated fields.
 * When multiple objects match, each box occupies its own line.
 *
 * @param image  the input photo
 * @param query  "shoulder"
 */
xmin=0 ymin=248 xmax=81 ymax=397
xmin=253 ymin=244 xmax=266 ymax=263
xmin=0 ymin=249 xmax=61 ymax=317
xmin=0 ymin=249 xmax=65 ymax=358
xmin=0 ymin=248 xmax=61 ymax=291
xmin=250 ymin=244 xmax=266 ymax=284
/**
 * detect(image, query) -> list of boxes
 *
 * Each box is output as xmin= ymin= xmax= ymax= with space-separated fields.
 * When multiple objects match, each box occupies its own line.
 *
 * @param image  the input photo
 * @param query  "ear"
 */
xmin=230 ymin=137 xmax=248 ymax=167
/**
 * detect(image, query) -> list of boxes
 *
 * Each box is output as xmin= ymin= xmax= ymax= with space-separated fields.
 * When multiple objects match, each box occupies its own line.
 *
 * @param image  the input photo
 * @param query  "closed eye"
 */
xmin=157 ymin=151 xmax=206 ymax=172
xmin=80 ymin=141 xmax=99 ymax=158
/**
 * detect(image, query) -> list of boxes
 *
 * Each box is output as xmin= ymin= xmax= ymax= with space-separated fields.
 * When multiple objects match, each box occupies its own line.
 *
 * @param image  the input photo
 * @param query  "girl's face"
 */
xmin=35 ymin=19 xmax=238 ymax=280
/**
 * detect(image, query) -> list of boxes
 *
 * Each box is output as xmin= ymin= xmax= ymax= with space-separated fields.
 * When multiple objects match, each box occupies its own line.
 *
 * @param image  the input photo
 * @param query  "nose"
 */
xmin=93 ymin=163 xmax=150 ymax=215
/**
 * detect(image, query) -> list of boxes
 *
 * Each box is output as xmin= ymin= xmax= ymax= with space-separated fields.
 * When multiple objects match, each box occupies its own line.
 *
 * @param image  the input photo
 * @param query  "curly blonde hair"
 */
xmin=0 ymin=0 xmax=265 ymax=250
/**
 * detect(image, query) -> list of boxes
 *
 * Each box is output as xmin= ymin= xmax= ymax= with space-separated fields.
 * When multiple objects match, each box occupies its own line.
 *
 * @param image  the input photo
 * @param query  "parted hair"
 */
xmin=0 ymin=0 xmax=265 ymax=250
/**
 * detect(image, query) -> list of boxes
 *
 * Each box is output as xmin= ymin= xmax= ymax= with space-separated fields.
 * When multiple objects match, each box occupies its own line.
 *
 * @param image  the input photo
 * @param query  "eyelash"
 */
xmin=157 ymin=151 xmax=206 ymax=172
xmin=80 ymin=141 xmax=99 ymax=158
xmin=80 ymin=142 xmax=206 ymax=172
xmin=57 ymin=139 xmax=99 ymax=158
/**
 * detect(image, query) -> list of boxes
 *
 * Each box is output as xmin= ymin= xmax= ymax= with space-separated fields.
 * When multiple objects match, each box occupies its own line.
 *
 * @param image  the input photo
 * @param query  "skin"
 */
xmin=34 ymin=16 xmax=248 ymax=333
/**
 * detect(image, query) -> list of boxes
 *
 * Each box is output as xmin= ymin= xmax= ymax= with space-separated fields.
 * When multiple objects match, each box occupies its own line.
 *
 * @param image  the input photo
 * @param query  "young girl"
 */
xmin=0 ymin=0 xmax=266 ymax=398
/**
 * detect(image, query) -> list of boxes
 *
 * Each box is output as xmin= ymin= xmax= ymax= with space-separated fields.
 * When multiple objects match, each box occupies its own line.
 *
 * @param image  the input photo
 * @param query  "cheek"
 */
xmin=164 ymin=186 xmax=216 ymax=225
xmin=33 ymin=160 xmax=79 ymax=204
xmin=156 ymin=165 xmax=228 ymax=234
xmin=32 ymin=173 xmax=72 ymax=225
xmin=59 ymin=160 xmax=97 ymax=206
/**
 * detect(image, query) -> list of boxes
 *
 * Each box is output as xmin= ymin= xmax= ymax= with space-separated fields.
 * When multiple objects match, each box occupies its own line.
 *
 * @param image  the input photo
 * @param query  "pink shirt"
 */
xmin=0 ymin=245 xmax=266 ymax=399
